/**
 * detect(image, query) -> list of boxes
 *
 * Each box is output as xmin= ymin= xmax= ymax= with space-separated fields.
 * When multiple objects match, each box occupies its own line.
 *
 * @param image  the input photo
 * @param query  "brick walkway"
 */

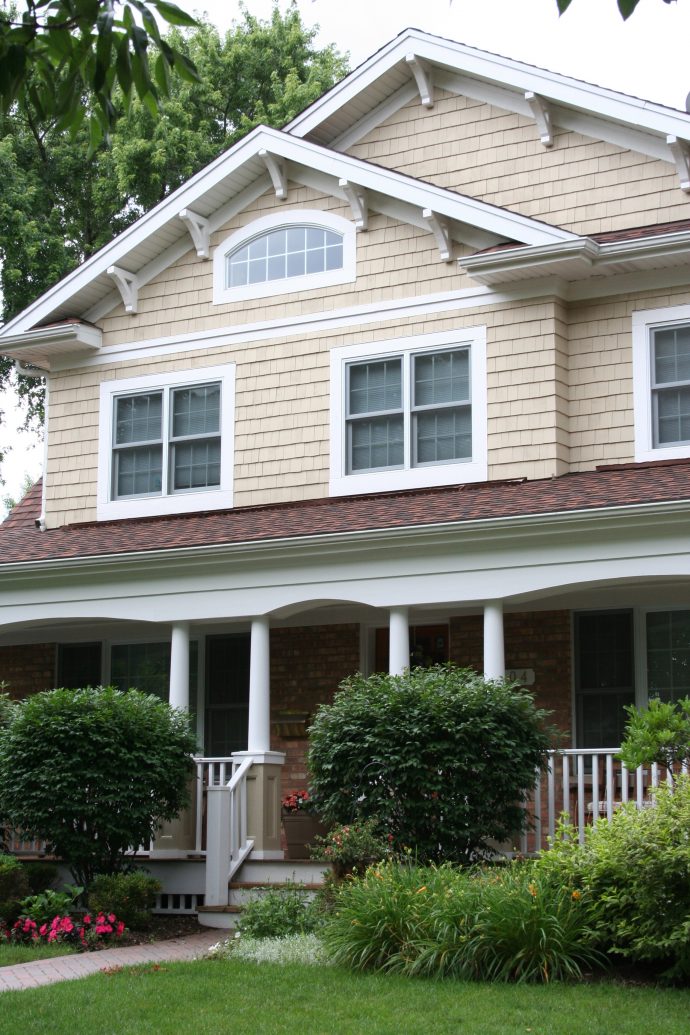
xmin=0 ymin=930 xmax=222 ymax=992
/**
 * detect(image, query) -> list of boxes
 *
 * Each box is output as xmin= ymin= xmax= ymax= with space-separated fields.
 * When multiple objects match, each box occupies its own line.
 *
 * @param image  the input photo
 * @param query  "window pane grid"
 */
xmin=652 ymin=326 xmax=690 ymax=447
xmin=227 ymin=226 xmax=343 ymax=288
xmin=112 ymin=382 xmax=221 ymax=501
xmin=344 ymin=346 xmax=472 ymax=475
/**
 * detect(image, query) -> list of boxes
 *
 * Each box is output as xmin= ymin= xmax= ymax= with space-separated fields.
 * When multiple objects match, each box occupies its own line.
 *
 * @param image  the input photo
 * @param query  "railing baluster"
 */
xmin=605 ymin=752 xmax=614 ymax=822
xmin=562 ymin=754 xmax=570 ymax=824
xmin=577 ymin=753 xmax=585 ymax=843
xmin=621 ymin=761 xmax=629 ymax=804
xmin=591 ymin=753 xmax=599 ymax=825
xmin=636 ymin=765 xmax=645 ymax=807
xmin=533 ymin=769 xmax=542 ymax=855
xmin=547 ymin=753 xmax=555 ymax=841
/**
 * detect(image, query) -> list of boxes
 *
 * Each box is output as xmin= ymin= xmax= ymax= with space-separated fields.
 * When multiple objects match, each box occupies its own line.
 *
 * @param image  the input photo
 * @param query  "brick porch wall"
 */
xmin=0 ymin=643 xmax=56 ymax=700
xmin=270 ymin=623 xmax=360 ymax=796
xmin=449 ymin=610 xmax=572 ymax=740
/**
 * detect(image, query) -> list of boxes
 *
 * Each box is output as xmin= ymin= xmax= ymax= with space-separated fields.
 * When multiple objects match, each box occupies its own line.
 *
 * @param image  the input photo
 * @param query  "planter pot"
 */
xmin=281 ymin=812 xmax=328 ymax=860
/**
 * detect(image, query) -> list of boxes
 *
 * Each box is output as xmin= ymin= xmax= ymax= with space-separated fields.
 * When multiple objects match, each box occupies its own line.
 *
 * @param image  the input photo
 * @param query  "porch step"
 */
xmin=197 ymin=904 xmax=242 ymax=931
xmin=229 ymin=881 xmax=324 ymax=891
xmin=197 ymin=905 xmax=242 ymax=914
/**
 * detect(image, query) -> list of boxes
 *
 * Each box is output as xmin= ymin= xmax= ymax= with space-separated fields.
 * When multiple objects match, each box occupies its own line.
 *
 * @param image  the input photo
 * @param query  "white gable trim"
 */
xmin=287 ymin=29 xmax=690 ymax=148
xmin=0 ymin=125 xmax=574 ymax=338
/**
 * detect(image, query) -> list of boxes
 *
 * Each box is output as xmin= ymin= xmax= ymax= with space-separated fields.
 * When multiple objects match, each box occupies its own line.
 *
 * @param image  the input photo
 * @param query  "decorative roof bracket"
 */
xmin=259 ymin=148 xmax=288 ymax=199
xmin=339 ymin=179 xmax=368 ymax=230
xmin=405 ymin=53 xmax=434 ymax=108
xmin=106 ymin=266 xmax=139 ymax=314
xmin=422 ymin=208 xmax=452 ymax=262
xmin=667 ymin=135 xmax=690 ymax=192
xmin=178 ymin=208 xmax=211 ymax=258
xmin=525 ymin=91 xmax=554 ymax=148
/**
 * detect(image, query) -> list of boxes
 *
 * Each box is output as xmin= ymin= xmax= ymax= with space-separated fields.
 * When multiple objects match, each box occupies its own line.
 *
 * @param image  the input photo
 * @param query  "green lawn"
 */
xmin=0 ymin=942 xmax=76 ymax=966
xmin=1 ymin=959 xmax=689 ymax=1035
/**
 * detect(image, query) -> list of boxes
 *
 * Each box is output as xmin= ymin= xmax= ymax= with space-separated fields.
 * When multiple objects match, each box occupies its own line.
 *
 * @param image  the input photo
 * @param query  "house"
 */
xmin=2 ymin=28 xmax=690 ymax=923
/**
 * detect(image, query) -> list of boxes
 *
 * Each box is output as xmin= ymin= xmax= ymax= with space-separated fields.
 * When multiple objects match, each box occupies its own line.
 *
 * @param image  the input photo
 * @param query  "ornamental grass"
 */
xmin=321 ymin=861 xmax=604 ymax=983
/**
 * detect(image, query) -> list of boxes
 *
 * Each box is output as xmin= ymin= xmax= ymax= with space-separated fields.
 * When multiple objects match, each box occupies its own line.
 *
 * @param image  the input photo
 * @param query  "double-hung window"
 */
xmin=633 ymin=305 xmax=690 ymax=461
xmin=98 ymin=364 xmax=234 ymax=520
xmin=650 ymin=324 xmax=690 ymax=447
xmin=331 ymin=328 xmax=487 ymax=496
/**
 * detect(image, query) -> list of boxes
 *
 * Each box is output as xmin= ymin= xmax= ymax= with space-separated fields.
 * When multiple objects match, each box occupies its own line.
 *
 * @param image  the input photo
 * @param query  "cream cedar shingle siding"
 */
xmin=98 ymin=187 xmax=474 ymax=349
xmin=40 ymin=87 xmax=690 ymax=526
xmin=345 ymin=90 xmax=689 ymax=235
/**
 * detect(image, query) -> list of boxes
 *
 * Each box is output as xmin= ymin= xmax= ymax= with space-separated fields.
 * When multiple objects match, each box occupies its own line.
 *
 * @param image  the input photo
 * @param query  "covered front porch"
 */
xmin=2 ymin=492 xmax=689 ymax=920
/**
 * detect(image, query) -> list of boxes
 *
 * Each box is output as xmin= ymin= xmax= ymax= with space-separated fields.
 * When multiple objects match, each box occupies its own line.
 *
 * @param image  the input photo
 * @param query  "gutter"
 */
xmin=1 ymin=495 xmax=690 ymax=578
xmin=13 ymin=361 xmax=48 ymax=532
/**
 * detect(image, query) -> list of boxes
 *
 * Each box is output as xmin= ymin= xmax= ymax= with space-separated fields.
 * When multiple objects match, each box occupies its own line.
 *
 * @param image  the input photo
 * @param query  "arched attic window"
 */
xmin=213 ymin=209 xmax=356 ymax=304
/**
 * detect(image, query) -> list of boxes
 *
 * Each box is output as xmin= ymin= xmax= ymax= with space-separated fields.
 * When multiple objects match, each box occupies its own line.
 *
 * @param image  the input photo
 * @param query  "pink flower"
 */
xmin=107 ymin=913 xmax=116 ymax=923
xmin=82 ymin=914 xmax=91 ymax=925
xmin=116 ymin=921 xmax=125 ymax=936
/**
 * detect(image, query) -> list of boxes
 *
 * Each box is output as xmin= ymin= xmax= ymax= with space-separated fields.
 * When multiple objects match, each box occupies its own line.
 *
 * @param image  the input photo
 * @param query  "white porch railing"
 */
xmin=518 ymin=747 xmax=689 ymax=855
xmin=204 ymin=755 xmax=255 ymax=907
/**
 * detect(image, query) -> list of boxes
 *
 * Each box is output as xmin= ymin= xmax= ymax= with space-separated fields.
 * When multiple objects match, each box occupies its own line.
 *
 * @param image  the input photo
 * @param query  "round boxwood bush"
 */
xmin=0 ymin=686 xmax=198 ymax=886
xmin=307 ymin=665 xmax=553 ymax=863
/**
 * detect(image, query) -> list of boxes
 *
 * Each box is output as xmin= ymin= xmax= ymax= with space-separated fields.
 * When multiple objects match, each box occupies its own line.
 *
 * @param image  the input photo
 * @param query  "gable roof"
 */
xmin=0 ymin=125 xmax=574 ymax=345
xmin=2 ymin=462 xmax=690 ymax=568
xmin=287 ymin=27 xmax=690 ymax=163
xmin=3 ymin=26 xmax=690 ymax=352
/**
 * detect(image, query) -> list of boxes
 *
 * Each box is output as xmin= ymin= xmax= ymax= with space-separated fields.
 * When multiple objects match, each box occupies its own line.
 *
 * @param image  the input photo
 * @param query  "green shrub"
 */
xmin=321 ymin=860 xmax=602 ymax=983
xmin=18 ymin=884 xmax=83 ymax=927
xmin=0 ymin=686 xmax=198 ymax=885
xmin=308 ymin=666 xmax=553 ymax=863
xmin=619 ymin=696 xmax=690 ymax=771
xmin=0 ymin=854 xmax=30 ymax=925
xmin=23 ymin=861 xmax=59 ymax=896
xmin=535 ymin=777 xmax=690 ymax=980
xmin=88 ymin=871 xmax=161 ymax=929
xmin=238 ymin=884 xmax=320 ymax=939
xmin=311 ymin=818 xmax=392 ymax=878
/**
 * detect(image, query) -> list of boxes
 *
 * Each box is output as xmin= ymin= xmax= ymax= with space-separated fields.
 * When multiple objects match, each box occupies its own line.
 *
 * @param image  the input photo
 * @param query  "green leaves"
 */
xmin=0 ymin=1 xmax=201 ymax=144
xmin=618 ymin=696 xmax=690 ymax=771
xmin=308 ymin=665 xmax=553 ymax=864
xmin=0 ymin=686 xmax=197 ymax=886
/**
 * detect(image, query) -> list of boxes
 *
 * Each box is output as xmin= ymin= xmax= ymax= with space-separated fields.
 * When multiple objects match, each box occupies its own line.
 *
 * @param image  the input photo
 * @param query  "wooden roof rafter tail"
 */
xmin=286 ymin=28 xmax=690 ymax=179
xmin=0 ymin=126 xmax=576 ymax=341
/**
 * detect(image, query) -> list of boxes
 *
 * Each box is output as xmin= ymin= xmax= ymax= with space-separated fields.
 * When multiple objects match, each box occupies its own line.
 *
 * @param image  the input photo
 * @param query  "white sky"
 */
xmin=2 ymin=0 xmax=689 ymax=513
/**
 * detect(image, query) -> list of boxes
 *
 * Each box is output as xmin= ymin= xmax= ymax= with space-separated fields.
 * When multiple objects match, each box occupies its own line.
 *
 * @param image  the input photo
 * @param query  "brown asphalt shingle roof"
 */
xmin=1 ymin=460 xmax=689 ymax=567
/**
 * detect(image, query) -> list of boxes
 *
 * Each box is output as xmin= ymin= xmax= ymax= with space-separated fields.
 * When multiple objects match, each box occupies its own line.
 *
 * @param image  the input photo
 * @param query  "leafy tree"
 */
xmin=0 ymin=686 xmax=198 ymax=886
xmin=0 ymin=1 xmax=198 ymax=142
xmin=618 ymin=696 xmax=690 ymax=773
xmin=0 ymin=5 xmax=347 ymax=454
xmin=307 ymin=665 xmax=553 ymax=864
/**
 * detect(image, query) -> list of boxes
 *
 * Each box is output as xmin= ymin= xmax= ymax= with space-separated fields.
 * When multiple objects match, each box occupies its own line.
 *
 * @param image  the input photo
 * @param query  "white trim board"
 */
xmin=287 ymin=28 xmax=690 ymax=148
xmin=0 ymin=125 xmax=574 ymax=340
xmin=96 ymin=362 xmax=236 ymax=521
xmin=329 ymin=326 xmax=488 ymax=496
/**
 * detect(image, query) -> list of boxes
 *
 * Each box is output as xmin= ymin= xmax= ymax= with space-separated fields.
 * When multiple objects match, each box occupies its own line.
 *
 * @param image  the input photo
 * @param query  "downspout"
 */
xmin=13 ymin=360 xmax=48 ymax=531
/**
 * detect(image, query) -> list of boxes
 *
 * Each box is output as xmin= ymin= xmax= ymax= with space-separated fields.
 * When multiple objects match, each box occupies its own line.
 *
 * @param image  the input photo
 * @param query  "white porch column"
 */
xmin=247 ymin=615 xmax=271 ymax=753
xmin=483 ymin=600 xmax=505 ymax=681
xmin=169 ymin=621 xmax=190 ymax=711
xmin=389 ymin=606 xmax=410 ymax=676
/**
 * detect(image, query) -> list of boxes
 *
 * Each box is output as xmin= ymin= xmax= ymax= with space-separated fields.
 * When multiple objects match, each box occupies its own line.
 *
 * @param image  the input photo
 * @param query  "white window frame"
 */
xmin=632 ymin=303 xmax=690 ymax=462
xmin=329 ymin=327 xmax=487 ymax=496
xmin=213 ymin=209 xmax=356 ymax=306
xmin=97 ymin=363 xmax=235 ymax=520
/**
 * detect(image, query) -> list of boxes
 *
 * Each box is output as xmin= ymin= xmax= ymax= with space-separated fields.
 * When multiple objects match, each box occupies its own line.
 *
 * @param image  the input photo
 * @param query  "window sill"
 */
xmin=96 ymin=488 xmax=234 ymax=522
xmin=329 ymin=459 xmax=488 ymax=498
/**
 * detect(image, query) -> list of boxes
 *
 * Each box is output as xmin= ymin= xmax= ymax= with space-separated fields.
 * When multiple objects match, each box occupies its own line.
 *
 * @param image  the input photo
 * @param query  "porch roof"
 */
xmin=2 ymin=460 xmax=690 ymax=567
